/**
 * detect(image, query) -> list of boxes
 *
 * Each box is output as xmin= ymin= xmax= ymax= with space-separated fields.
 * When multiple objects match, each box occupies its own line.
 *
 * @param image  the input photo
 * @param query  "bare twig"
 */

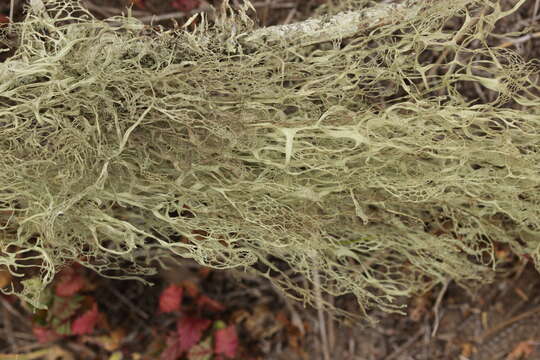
xmin=348 ymin=334 xmax=356 ymax=359
xmin=252 ymin=1 xmax=296 ymax=9
xmin=386 ymin=327 xmax=424 ymax=360
xmin=532 ymin=0 xmax=540 ymax=25
xmin=0 ymin=346 xmax=71 ymax=360
xmin=260 ymin=0 xmax=271 ymax=26
xmin=476 ymin=305 xmax=540 ymax=344
xmin=0 ymin=297 xmax=31 ymax=330
xmin=431 ymin=279 xmax=450 ymax=338
xmin=2 ymin=304 xmax=18 ymax=353
xmin=283 ymin=8 xmax=296 ymax=25
xmin=497 ymin=32 xmax=540 ymax=49
xmin=312 ymin=268 xmax=331 ymax=360
xmin=473 ymin=81 xmax=489 ymax=103
xmin=81 ymin=1 xmax=147 ymax=18
xmin=139 ymin=11 xmax=188 ymax=24
xmin=9 ymin=0 xmax=15 ymax=22
xmin=138 ymin=4 xmax=213 ymax=24
xmin=327 ymin=295 xmax=335 ymax=350
xmin=105 ymin=283 xmax=149 ymax=320
xmin=65 ymin=342 xmax=94 ymax=359
xmin=8 ymin=339 xmax=45 ymax=353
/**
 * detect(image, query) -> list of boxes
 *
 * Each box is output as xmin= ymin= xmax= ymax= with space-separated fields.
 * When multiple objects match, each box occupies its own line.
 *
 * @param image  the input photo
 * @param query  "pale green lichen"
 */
xmin=0 ymin=0 xmax=538 ymax=317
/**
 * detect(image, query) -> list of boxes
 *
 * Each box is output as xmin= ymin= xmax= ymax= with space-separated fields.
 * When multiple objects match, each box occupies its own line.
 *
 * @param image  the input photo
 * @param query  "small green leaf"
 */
xmin=213 ymin=320 xmax=226 ymax=330
xmin=54 ymin=321 xmax=72 ymax=336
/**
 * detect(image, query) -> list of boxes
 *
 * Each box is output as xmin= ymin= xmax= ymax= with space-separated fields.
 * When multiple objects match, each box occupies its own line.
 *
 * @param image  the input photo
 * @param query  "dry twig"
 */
xmin=431 ymin=279 xmax=450 ymax=338
xmin=386 ymin=327 xmax=425 ymax=360
xmin=312 ymin=268 xmax=331 ymax=360
xmin=497 ymin=32 xmax=540 ymax=48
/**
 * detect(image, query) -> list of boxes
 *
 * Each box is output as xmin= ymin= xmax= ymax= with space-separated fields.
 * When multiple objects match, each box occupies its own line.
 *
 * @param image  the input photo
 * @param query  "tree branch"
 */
xmin=239 ymin=0 xmax=424 ymax=48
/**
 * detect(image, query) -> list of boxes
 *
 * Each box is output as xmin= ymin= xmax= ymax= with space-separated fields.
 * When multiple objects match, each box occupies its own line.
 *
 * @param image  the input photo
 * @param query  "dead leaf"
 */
xmin=409 ymin=293 xmax=430 ymax=322
xmin=231 ymin=309 xmax=250 ymax=324
xmin=82 ymin=328 xmax=125 ymax=352
xmin=507 ymin=340 xmax=537 ymax=360
xmin=0 ymin=267 xmax=12 ymax=288
xmin=242 ymin=305 xmax=283 ymax=339
xmin=275 ymin=311 xmax=305 ymax=352
xmin=461 ymin=342 xmax=474 ymax=358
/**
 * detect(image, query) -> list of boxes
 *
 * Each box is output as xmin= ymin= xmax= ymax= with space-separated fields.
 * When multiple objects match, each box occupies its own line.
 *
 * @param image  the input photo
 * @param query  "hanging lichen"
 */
xmin=0 ymin=0 xmax=538 ymax=318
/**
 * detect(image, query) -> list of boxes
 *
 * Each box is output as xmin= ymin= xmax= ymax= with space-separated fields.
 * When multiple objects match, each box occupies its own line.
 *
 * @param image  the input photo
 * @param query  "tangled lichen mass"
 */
xmin=0 ymin=0 xmax=539 ymax=317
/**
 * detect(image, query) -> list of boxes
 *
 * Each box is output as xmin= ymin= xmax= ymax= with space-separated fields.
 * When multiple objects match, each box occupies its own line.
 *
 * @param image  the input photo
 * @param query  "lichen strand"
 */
xmin=0 ymin=0 xmax=538 ymax=317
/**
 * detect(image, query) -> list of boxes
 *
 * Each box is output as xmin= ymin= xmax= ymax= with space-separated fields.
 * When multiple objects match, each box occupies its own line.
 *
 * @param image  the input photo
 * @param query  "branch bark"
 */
xmin=239 ymin=0 xmax=424 ymax=49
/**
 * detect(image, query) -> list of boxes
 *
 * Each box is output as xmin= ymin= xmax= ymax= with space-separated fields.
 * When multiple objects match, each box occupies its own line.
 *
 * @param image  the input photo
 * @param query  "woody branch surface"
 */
xmin=239 ymin=0 xmax=424 ymax=48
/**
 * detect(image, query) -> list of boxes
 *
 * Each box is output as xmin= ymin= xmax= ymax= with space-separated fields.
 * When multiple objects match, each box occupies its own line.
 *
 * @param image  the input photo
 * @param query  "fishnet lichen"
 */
xmin=0 ymin=0 xmax=539 ymax=316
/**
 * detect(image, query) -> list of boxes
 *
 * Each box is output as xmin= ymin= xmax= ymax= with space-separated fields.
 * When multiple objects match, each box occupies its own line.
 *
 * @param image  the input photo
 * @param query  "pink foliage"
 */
xmin=170 ymin=0 xmax=199 ymax=12
xmin=32 ymin=326 xmax=60 ymax=343
xmin=71 ymin=302 xmax=99 ymax=335
xmin=161 ymin=334 xmax=182 ymax=360
xmin=196 ymin=295 xmax=225 ymax=313
xmin=55 ymin=266 xmax=85 ymax=297
xmin=159 ymin=284 xmax=184 ymax=313
xmin=214 ymin=325 xmax=238 ymax=359
xmin=176 ymin=316 xmax=211 ymax=353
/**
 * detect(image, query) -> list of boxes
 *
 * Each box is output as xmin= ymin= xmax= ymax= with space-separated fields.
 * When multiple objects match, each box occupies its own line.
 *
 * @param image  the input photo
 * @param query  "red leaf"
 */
xmin=177 ymin=317 xmax=211 ymax=354
xmin=71 ymin=302 xmax=99 ymax=335
xmin=50 ymin=295 xmax=83 ymax=321
xmin=32 ymin=326 xmax=60 ymax=343
xmin=159 ymin=284 xmax=183 ymax=313
xmin=196 ymin=295 xmax=225 ymax=312
xmin=130 ymin=0 xmax=146 ymax=9
xmin=161 ymin=334 xmax=182 ymax=360
xmin=170 ymin=0 xmax=199 ymax=12
xmin=214 ymin=326 xmax=238 ymax=359
xmin=55 ymin=266 xmax=85 ymax=297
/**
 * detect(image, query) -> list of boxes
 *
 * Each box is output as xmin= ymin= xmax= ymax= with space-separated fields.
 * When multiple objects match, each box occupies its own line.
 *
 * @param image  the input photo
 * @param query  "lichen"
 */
xmin=0 ymin=0 xmax=538 ymax=317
